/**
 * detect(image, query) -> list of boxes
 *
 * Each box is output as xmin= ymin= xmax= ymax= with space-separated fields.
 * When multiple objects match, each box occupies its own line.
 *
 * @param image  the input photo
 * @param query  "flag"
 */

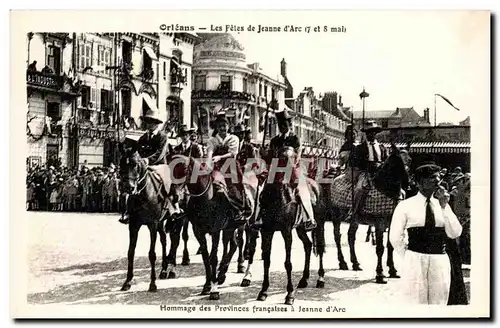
xmin=435 ymin=94 xmax=460 ymax=111
xmin=359 ymin=89 xmax=369 ymax=99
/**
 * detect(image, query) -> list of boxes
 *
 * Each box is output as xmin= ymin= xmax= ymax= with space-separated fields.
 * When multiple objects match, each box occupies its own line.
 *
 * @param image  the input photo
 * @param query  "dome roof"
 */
xmin=194 ymin=33 xmax=246 ymax=65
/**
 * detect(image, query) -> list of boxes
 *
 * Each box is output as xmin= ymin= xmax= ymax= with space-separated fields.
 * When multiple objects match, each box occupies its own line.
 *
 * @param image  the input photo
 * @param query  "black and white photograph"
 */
xmin=10 ymin=10 xmax=490 ymax=319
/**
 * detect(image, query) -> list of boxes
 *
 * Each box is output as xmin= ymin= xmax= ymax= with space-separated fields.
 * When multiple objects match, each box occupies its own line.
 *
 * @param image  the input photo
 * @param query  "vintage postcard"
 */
xmin=10 ymin=10 xmax=490 ymax=319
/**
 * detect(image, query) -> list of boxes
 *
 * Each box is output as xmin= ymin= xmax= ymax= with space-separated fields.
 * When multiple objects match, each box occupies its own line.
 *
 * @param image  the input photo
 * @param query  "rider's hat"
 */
xmin=415 ymin=158 xmax=441 ymax=180
xmin=141 ymin=109 xmax=163 ymax=124
xmin=177 ymin=124 xmax=196 ymax=137
xmin=361 ymin=120 xmax=383 ymax=133
xmin=275 ymin=109 xmax=294 ymax=124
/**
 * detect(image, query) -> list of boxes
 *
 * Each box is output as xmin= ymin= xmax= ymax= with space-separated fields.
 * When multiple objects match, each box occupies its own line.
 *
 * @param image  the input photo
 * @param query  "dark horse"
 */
xmin=118 ymin=146 xmax=177 ymax=292
xmin=253 ymin=148 xmax=323 ymax=305
xmin=322 ymin=145 xmax=410 ymax=284
xmin=171 ymin=154 xmax=256 ymax=300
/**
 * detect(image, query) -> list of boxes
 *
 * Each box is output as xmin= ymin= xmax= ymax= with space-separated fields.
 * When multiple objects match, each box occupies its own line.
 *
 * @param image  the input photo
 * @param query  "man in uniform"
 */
xmin=346 ymin=120 xmax=387 ymax=222
xmin=118 ymin=110 xmax=180 ymax=224
xmin=266 ymin=110 xmax=316 ymax=231
xmin=206 ymin=113 xmax=253 ymax=220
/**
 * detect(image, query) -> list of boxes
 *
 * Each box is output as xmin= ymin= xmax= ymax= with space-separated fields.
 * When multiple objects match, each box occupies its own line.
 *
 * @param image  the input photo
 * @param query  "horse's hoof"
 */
xmin=240 ymin=279 xmax=251 ymax=287
xmin=209 ymin=292 xmax=220 ymax=300
xmin=257 ymin=292 xmax=267 ymax=301
xmin=285 ymin=296 xmax=295 ymax=306
xmin=148 ymin=283 xmax=158 ymax=292
xmin=297 ymin=278 xmax=308 ymax=289
xmin=159 ymin=271 xmax=168 ymax=280
xmin=181 ymin=258 xmax=190 ymax=266
xmin=167 ymin=271 xmax=177 ymax=279
xmin=389 ymin=272 xmax=401 ymax=279
xmin=339 ymin=262 xmax=349 ymax=271
xmin=201 ymin=286 xmax=211 ymax=295
xmin=121 ymin=283 xmax=131 ymax=291
xmin=237 ymin=265 xmax=245 ymax=274
xmin=375 ymin=276 xmax=387 ymax=284
xmin=352 ymin=264 xmax=363 ymax=271
xmin=316 ymin=280 xmax=325 ymax=288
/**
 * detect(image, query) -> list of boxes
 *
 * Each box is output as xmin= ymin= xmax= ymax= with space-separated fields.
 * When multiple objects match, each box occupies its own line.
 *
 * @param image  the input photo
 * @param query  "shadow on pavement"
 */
xmin=29 ymin=257 xmax=373 ymax=305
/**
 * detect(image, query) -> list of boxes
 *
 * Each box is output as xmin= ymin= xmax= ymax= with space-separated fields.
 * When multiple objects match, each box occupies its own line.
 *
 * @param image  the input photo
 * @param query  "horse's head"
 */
xmin=374 ymin=145 xmax=411 ymax=198
xmin=119 ymin=144 xmax=147 ymax=194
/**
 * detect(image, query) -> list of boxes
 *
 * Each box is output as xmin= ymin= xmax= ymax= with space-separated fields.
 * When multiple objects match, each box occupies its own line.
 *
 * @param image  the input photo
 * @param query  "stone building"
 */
xmin=26 ymin=32 xmax=197 ymax=169
xmin=191 ymin=33 xmax=286 ymax=144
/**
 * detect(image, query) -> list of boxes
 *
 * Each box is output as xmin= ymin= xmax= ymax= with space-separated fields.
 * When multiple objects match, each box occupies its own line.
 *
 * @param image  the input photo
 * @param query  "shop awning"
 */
xmin=143 ymin=93 xmax=159 ymax=112
xmin=144 ymin=46 xmax=158 ymax=60
xmin=383 ymin=142 xmax=470 ymax=154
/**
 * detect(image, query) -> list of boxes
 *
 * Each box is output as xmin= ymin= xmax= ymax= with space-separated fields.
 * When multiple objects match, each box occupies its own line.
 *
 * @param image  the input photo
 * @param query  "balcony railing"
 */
xmin=26 ymin=70 xmax=63 ymax=90
xmin=192 ymin=89 xmax=256 ymax=102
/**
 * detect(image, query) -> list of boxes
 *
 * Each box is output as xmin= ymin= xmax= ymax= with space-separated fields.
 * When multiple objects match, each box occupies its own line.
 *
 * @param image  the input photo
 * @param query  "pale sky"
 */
xmin=233 ymin=11 xmax=489 ymax=125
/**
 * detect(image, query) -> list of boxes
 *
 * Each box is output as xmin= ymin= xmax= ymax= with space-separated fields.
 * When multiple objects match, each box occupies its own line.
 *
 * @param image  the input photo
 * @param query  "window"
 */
xmin=264 ymin=86 xmax=268 ymax=99
xmin=81 ymin=86 xmax=91 ymax=107
xmin=142 ymin=49 xmax=152 ymax=71
xmin=100 ymin=89 xmax=112 ymax=111
xmin=79 ymin=43 xmax=92 ymax=71
xmin=243 ymin=78 xmax=248 ymax=93
xmin=47 ymin=45 xmax=61 ymax=75
xmin=97 ymin=46 xmax=111 ymax=74
xmin=220 ymin=75 xmax=232 ymax=91
xmin=46 ymin=102 xmax=60 ymax=120
xmin=122 ymin=41 xmax=132 ymax=65
xmin=259 ymin=84 xmax=262 ymax=96
xmin=381 ymin=119 xmax=389 ymax=128
xmin=121 ymin=89 xmax=132 ymax=117
xmin=195 ymin=75 xmax=206 ymax=91
xmin=163 ymin=61 xmax=166 ymax=79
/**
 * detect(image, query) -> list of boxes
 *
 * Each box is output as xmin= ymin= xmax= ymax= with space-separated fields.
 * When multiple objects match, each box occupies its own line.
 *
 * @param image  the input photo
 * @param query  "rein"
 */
xmin=183 ymin=158 xmax=213 ymax=198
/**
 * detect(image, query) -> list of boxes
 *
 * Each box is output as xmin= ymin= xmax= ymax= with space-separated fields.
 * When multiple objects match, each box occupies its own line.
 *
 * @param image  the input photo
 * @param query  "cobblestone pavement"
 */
xmin=25 ymin=212 xmax=470 ymax=307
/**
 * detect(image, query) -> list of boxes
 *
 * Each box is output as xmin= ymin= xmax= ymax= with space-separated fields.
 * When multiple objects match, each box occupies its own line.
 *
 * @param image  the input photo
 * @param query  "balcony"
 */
xmin=192 ymin=89 xmax=256 ymax=102
xmin=170 ymin=68 xmax=188 ymax=87
xmin=26 ymin=70 xmax=63 ymax=91
xmin=140 ymin=67 xmax=155 ymax=82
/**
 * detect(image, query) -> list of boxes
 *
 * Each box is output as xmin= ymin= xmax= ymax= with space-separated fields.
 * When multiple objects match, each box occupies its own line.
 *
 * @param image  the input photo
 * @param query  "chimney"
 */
xmin=423 ymin=108 xmax=430 ymax=123
xmin=338 ymin=94 xmax=343 ymax=107
xmin=281 ymin=58 xmax=287 ymax=77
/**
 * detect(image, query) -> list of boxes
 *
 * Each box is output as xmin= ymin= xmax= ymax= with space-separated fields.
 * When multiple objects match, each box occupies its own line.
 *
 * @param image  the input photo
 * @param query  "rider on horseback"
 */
xmin=266 ymin=109 xmax=317 ymax=231
xmin=206 ymin=112 xmax=253 ymax=221
xmin=118 ymin=110 xmax=181 ymax=224
xmin=345 ymin=120 xmax=387 ymax=222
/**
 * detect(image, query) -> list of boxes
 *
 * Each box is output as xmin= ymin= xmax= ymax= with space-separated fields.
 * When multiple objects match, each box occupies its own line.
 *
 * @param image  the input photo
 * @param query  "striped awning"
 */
xmin=383 ymin=142 xmax=470 ymax=154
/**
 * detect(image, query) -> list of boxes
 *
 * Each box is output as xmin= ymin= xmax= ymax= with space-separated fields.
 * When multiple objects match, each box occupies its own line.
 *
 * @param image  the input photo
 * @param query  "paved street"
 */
xmin=26 ymin=212 xmax=470 ymax=307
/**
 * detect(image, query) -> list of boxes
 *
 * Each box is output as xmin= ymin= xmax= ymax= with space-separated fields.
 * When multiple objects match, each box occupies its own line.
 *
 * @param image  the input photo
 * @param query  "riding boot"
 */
xmin=294 ymin=187 xmax=317 ymax=231
xmin=345 ymin=188 xmax=366 ymax=223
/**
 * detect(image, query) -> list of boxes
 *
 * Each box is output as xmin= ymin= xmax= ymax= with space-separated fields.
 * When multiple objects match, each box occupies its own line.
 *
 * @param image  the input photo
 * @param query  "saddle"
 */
xmin=212 ymin=169 xmax=257 ymax=219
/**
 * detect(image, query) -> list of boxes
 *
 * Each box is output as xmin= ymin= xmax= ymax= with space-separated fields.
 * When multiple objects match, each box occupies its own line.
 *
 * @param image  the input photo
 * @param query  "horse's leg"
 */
xmin=147 ymin=223 xmax=158 ymax=292
xmin=217 ymin=229 xmax=239 ymax=285
xmin=158 ymin=222 xmax=169 ymax=280
xmin=193 ymin=225 xmax=211 ymax=295
xmin=315 ymin=220 xmax=326 ymax=288
xmin=296 ymin=227 xmax=312 ymax=289
xmin=243 ymin=226 xmax=250 ymax=260
xmin=181 ymin=218 xmax=191 ymax=266
xmin=121 ymin=223 xmax=140 ymax=291
xmin=348 ymin=222 xmax=362 ymax=271
xmin=257 ymin=230 xmax=274 ymax=301
xmin=375 ymin=220 xmax=387 ymax=284
xmin=371 ymin=226 xmax=376 ymax=246
xmin=334 ymin=220 xmax=348 ymax=270
xmin=365 ymin=225 xmax=372 ymax=243
xmin=209 ymin=231 xmax=221 ymax=300
xmin=282 ymin=229 xmax=295 ymax=305
xmin=236 ymin=226 xmax=246 ymax=273
xmin=241 ymin=228 xmax=258 ymax=287
xmin=166 ymin=218 xmax=182 ymax=279
xmin=386 ymin=226 xmax=400 ymax=278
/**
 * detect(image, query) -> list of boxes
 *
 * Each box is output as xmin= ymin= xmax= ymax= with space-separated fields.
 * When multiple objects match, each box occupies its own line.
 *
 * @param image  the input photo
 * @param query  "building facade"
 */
xmin=26 ymin=32 xmax=197 ymax=169
xmin=351 ymin=107 xmax=430 ymax=130
xmin=191 ymin=33 xmax=286 ymax=144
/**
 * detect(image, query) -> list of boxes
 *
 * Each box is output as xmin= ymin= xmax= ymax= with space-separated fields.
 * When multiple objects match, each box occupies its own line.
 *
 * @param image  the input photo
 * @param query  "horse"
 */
xmin=251 ymin=147 xmax=323 ymax=305
xmin=170 ymin=154 xmax=257 ymax=300
xmin=323 ymin=145 xmax=410 ymax=284
xmin=118 ymin=146 xmax=177 ymax=292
